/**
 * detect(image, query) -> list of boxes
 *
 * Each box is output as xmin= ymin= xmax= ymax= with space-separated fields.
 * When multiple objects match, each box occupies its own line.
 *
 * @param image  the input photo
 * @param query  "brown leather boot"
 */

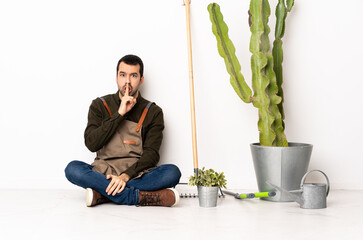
xmin=139 ymin=188 xmax=179 ymax=207
xmin=86 ymin=188 xmax=111 ymax=207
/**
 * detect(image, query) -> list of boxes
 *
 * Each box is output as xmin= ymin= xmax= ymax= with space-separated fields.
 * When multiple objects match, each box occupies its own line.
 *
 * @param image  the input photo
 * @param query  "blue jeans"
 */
xmin=65 ymin=160 xmax=181 ymax=205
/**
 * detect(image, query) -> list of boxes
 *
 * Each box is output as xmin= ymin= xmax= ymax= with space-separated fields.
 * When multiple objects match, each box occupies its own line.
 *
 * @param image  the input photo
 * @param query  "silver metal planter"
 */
xmin=250 ymin=142 xmax=313 ymax=202
xmin=197 ymin=186 xmax=219 ymax=207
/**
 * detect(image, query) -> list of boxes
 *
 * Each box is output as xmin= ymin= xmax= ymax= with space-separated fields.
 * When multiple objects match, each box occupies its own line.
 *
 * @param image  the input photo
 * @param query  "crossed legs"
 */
xmin=65 ymin=160 xmax=181 ymax=206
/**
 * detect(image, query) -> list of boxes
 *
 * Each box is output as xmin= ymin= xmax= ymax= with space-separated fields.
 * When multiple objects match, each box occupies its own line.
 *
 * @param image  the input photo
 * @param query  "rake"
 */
xmin=183 ymin=0 xmax=199 ymax=177
xmin=178 ymin=0 xmax=226 ymax=199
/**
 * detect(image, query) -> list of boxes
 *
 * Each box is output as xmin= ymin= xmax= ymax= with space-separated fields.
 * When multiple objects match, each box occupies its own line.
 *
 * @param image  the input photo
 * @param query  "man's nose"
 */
xmin=125 ymin=76 xmax=131 ymax=83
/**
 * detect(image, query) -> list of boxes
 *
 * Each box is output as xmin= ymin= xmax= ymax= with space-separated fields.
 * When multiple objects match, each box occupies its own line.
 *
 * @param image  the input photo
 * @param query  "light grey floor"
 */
xmin=1 ymin=186 xmax=362 ymax=240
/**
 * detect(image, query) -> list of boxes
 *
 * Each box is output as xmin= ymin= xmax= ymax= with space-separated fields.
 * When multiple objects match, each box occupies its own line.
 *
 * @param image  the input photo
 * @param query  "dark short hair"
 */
xmin=116 ymin=54 xmax=144 ymax=77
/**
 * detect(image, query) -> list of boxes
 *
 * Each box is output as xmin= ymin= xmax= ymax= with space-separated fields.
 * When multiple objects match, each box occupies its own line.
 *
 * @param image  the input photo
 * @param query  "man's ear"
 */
xmin=140 ymin=76 xmax=144 ymax=86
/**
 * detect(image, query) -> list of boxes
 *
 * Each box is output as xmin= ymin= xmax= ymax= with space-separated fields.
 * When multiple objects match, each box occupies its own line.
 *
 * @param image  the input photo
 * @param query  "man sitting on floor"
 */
xmin=65 ymin=54 xmax=181 ymax=207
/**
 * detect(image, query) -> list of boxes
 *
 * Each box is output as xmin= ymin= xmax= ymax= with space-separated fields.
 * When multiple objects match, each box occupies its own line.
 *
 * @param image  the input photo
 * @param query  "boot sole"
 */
xmin=86 ymin=188 xmax=93 ymax=207
xmin=168 ymin=188 xmax=180 ymax=207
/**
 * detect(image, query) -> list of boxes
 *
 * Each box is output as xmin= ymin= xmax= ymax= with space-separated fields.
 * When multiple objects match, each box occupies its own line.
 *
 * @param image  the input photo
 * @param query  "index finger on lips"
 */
xmin=125 ymin=84 xmax=129 ymax=96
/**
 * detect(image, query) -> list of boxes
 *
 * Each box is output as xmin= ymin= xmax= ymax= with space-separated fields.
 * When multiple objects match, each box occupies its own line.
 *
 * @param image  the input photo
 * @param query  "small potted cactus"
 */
xmin=189 ymin=167 xmax=227 ymax=207
xmin=207 ymin=0 xmax=312 ymax=201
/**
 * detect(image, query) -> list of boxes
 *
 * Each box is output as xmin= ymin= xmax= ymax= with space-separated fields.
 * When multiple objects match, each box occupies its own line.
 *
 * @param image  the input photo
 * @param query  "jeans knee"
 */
xmin=163 ymin=164 xmax=181 ymax=186
xmin=64 ymin=160 xmax=85 ymax=183
xmin=172 ymin=164 xmax=182 ymax=180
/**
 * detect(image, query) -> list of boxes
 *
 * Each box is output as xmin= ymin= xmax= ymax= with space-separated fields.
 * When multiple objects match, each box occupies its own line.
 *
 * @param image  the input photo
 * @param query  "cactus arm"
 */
xmin=272 ymin=0 xmax=291 ymax=146
xmin=286 ymin=0 xmax=294 ymax=11
xmin=249 ymin=0 xmax=288 ymax=146
xmin=273 ymin=0 xmax=294 ymax=132
xmin=249 ymin=0 xmax=270 ymax=107
xmin=249 ymin=0 xmax=271 ymax=54
xmin=249 ymin=0 xmax=278 ymax=146
xmin=275 ymin=0 xmax=287 ymax=39
xmin=251 ymin=53 xmax=275 ymax=146
xmin=273 ymin=0 xmax=287 ymax=126
xmin=207 ymin=3 xmax=252 ymax=103
xmin=266 ymin=53 xmax=288 ymax=146
xmin=272 ymin=39 xmax=285 ymax=123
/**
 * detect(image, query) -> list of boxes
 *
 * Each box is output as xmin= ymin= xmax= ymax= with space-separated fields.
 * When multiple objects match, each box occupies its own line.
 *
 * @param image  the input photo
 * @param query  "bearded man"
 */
xmin=65 ymin=54 xmax=181 ymax=207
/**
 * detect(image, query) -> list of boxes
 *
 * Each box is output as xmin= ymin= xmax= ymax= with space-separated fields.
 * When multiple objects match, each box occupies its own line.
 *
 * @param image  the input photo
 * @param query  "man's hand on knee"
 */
xmin=105 ymin=173 xmax=130 ymax=196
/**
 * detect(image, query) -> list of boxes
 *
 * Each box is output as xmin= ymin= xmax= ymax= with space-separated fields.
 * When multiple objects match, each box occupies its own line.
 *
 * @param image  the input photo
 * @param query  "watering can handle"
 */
xmin=300 ymin=170 xmax=330 ymax=197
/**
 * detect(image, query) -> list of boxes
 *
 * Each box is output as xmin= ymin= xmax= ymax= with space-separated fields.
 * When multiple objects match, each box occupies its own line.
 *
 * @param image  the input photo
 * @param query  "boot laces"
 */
xmin=139 ymin=193 xmax=162 ymax=206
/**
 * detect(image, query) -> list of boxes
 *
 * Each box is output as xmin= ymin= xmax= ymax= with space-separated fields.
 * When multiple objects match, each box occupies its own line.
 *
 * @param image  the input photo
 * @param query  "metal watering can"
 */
xmin=267 ymin=170 xmax=330 ymax=209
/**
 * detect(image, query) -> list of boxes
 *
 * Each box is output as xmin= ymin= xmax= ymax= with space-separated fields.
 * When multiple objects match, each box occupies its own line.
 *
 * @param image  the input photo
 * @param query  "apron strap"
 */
xmin=136 ymin=102 xmax=153 ymax=132
xmin=99 ymin=97 xmax=113 ymax=117
xmin=99 ymin=97 xmax=152 ymax=132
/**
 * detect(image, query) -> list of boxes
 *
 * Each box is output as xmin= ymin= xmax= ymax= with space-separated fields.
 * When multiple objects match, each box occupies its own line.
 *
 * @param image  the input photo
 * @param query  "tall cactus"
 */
xmin=208 ymin=0 xmax=293 ymax=147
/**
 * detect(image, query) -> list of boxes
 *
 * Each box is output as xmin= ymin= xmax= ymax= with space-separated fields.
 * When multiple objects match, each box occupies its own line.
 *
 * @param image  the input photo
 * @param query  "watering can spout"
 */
xmin=266 ymin=181 xmax=304 ymax=206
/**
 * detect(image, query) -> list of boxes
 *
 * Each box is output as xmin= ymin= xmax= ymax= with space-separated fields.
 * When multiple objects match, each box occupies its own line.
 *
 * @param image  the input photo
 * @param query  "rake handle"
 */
xmin=184 ymin=0 xmax=199 ymax=173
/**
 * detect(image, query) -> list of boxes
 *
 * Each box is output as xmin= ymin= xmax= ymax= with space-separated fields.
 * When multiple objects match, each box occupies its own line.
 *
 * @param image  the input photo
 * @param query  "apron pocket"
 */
xmin=123 ymin=139 xmax=143 ymax=157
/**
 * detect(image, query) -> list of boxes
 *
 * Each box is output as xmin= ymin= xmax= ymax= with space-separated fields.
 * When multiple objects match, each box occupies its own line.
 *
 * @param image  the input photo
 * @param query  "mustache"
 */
xmin=123 ymin=84 xmax=133 ymax=92
xmin=120 ymin=84 xmax=136 ymax=96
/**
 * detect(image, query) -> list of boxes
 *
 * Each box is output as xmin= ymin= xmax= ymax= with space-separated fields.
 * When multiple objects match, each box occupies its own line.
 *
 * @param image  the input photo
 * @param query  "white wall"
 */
xmin=1 ymin=0 xmax=362 ymax=190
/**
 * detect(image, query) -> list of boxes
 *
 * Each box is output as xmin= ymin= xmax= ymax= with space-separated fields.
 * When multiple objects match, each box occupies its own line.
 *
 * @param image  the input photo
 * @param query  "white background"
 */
xmin=0 ymin=0 xmax=362 ymax=189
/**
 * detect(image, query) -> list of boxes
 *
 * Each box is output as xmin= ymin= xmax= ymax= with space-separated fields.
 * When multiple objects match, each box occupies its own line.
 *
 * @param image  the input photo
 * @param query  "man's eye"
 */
xmin=132 ymin=74 xmax=138 ymax=78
